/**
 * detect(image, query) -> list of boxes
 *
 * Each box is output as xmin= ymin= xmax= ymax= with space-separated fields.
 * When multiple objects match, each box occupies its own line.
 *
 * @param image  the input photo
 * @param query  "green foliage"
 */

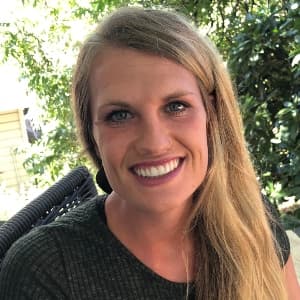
xmin=2 ymin=2 xmax=89 ymax=185
xmin=227 ymin=3 xmax=300 ymax=209
xmin=2 ymin=0 xmax=300 ymax=223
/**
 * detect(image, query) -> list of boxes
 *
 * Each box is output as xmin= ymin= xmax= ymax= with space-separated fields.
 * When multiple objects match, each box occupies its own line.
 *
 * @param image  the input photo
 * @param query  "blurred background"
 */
xmin=0 ymin=0 xmax=299 ymax=230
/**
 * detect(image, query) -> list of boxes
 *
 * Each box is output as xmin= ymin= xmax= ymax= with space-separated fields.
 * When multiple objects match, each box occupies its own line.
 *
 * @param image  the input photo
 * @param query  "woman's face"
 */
xmin=90 ymin=47 xmax=208 ymax=213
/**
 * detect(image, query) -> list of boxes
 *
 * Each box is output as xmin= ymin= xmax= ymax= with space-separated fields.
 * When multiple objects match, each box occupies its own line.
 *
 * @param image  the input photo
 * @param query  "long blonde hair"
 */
xmin=72 ymin=7 xmax=287 ymax=299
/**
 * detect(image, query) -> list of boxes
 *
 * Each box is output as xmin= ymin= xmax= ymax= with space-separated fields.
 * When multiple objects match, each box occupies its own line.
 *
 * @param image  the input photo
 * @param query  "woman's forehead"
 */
xmin=89 ymin=47 xmax=201 ymax=97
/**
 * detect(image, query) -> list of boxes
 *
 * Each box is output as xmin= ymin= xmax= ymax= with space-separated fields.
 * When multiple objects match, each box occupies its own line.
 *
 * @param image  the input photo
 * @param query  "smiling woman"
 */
xmin=90 ymin=48 xmax=208 ymax=214
xmin=0 ymin=6 xmax=299 ymax=300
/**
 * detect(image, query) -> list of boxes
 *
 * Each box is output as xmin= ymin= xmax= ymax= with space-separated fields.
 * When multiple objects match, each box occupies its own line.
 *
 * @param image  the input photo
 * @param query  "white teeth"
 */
xmin=158 ymin=165 xmax=165 ymax=174
xmin=150 ymin=167 xmax=159 ymax=176
xmin=134 ymin=158 xmax=180 ymax=178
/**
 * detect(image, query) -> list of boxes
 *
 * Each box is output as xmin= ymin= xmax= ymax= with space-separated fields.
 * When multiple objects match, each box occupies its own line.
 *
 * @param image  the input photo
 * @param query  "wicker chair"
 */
xmin=0 ymin=166 xmax=98 ymax=268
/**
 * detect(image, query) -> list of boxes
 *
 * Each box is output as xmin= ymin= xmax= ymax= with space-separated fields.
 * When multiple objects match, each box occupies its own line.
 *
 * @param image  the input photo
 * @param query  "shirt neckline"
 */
xmin=95 ymin=194 xmax=195 ymax=293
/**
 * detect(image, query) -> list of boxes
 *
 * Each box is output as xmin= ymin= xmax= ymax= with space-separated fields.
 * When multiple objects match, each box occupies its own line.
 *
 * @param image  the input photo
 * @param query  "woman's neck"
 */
xmin=105 ymin=192 xmax=195 ymax=282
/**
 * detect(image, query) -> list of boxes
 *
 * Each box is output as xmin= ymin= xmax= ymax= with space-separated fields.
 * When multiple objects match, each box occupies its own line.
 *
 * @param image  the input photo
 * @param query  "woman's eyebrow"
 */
xmin=163 ymin=91 xmax=198 ymax=100
xmin=97 ymin=101 xmax=132 ymax=110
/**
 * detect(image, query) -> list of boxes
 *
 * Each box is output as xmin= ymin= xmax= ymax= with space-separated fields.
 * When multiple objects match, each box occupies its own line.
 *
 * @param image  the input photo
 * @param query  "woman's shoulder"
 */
xmin=1 ymin=194 xmax=107 ymax=271
xmin=0 ymin=195 xmax=108 ymax=299
xmin=0 ymin=215 xmax=69 ymax=298
xmin=31 ymin=194 xmax=108 ymax=235
xmin=53 ymin=194 xmax=102 ymax=226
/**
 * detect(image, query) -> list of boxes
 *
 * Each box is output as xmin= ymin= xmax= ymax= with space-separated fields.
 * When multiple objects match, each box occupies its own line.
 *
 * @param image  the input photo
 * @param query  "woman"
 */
xmin=0 ymin=7 xmax=299 ymax=300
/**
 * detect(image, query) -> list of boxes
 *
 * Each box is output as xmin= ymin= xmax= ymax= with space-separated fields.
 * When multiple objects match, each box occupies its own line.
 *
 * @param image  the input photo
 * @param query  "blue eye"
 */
xmin=106 ymin=110 xmax=133 ymax=123
xmin=166 ymin=102 xmax=187 ymax=114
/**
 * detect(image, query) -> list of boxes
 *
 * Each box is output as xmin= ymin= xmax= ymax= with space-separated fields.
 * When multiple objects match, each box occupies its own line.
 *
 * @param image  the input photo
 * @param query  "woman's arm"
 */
xmin=284 ymin=255 xmax=300 ymax=300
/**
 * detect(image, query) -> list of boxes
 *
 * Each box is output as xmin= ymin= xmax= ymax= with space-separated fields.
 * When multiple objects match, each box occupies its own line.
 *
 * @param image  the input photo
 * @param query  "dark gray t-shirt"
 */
xmin=0 ymin=195 xmax=290 ymax=300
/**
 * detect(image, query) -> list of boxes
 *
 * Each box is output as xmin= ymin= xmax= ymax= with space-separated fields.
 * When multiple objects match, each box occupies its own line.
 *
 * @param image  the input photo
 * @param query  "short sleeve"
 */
xmin=262 ymin=195 xmax=290 ymax=266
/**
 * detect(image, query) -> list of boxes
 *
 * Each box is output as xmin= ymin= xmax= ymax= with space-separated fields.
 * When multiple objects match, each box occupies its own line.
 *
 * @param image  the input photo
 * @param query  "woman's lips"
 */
xmin=130 ymin=157 xmax=184 ymax=186
xmin=132 ymin=158 xmax=180 ymax=177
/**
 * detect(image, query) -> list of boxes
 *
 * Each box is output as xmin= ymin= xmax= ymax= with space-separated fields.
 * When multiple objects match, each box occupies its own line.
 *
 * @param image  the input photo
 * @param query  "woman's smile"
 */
xmin=129 ymin=157 xmax=185 ymax=187
xmin=131 ymin=157 xmax=182 ymax=177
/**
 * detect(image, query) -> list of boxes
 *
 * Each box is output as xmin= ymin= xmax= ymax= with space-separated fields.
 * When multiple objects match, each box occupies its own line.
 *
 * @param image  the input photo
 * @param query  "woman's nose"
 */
xmin=134 ymin=118 xmax=172 ymax=156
